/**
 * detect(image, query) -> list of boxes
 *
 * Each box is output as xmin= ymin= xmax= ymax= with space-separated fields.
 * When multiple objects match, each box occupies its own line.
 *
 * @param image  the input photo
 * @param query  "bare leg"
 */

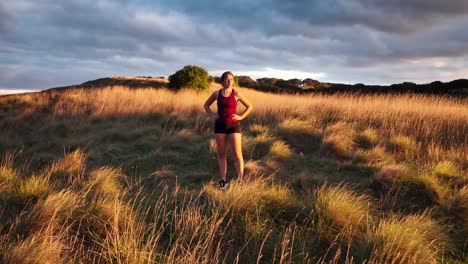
xmin=229 ymin=133 xmax=244 ymax=180
xmin=215 ymin=134 xmax=228 ymax=180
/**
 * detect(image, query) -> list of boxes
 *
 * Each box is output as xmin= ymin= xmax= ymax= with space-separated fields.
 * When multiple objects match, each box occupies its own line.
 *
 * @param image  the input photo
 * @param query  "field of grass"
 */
xmin=0 ymin=82 xmax=466 ymax=263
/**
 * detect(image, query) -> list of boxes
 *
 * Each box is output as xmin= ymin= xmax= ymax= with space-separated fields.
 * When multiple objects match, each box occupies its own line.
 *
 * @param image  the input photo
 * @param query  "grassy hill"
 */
xmin=237 ymin=76 xmax=468 ymax=97
xmin=0 ymin=80 xmax=467 ymax=263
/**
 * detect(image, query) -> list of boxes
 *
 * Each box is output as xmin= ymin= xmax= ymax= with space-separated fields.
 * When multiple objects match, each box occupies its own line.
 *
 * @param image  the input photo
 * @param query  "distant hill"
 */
xmin=45 ymin=76 xmax=467 ymax=97
xmin=234 ymin=77 xmax=468 ymax=97
xmin=47 ymin=76 xmax=169 ymax=91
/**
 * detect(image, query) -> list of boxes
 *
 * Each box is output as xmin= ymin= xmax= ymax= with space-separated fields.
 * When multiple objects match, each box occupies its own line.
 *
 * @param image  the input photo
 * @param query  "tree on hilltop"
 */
xmin=168 ymin=65 xmax=209 ymax=91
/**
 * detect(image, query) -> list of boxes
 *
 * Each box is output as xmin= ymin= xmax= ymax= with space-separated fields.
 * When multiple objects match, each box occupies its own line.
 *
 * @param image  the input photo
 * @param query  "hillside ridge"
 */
xmin=46 ymin=76 xmax=467 ymax=97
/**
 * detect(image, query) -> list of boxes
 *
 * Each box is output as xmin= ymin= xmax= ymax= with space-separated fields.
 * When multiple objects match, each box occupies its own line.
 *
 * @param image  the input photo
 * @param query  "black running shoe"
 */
xmin=218 ymin=179 xmax=229 ymax=190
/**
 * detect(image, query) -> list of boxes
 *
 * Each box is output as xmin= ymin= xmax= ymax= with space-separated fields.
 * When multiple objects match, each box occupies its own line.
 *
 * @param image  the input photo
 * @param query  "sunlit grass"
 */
xmin=0 ymin=150 xmax=464 ymax=263
xmin=354 ymin=128 xmax=379 ymax=149
xmin=311 ymin=184 xmax=372 ymax=242
xmin=0 ymin=82 xmax=466 ymax=262
xmin=364 ymin=212 xmax=450 ymax=264
xmin=320 ymin=121 xmax=355 ymax=159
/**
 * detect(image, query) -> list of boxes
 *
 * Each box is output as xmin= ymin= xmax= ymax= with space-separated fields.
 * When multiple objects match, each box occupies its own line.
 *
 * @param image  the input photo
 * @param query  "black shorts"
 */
xmin=214 ymin=121 xmax=242 ymax=134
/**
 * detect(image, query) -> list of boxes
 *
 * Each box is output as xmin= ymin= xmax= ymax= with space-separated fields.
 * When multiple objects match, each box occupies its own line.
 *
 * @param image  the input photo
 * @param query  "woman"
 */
xmin=203 ymin=71 xmax=253 ymax=189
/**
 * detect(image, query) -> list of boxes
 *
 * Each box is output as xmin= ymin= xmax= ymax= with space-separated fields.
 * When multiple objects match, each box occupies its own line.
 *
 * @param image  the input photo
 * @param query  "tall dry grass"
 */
xmin=3 ymin=84 xmax=464 ymax=165
xmin=0 ymin=148 xmax=463 ymax=263
xmin=1 ymin=83 xmax=467 ymax=262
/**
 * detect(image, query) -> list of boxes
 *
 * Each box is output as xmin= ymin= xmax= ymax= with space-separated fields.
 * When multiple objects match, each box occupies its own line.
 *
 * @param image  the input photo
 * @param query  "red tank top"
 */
xmin=217 ymin=88 xmax=237 ymax=124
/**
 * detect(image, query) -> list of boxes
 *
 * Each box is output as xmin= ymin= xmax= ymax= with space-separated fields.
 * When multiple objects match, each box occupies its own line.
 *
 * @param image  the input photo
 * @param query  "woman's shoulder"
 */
xmin=213 ymin=89 xmax=221 ymax=97
xmin=207 ymin=90 xmax=219 ymax=101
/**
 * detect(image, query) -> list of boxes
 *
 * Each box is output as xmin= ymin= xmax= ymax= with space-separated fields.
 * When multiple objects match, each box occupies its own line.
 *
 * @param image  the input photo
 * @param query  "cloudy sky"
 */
xmin=1 ymin=0 xmax=468 ymax=91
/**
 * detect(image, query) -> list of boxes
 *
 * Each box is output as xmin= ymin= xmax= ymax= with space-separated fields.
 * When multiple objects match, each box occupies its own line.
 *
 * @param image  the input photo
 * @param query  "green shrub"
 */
xmin=168 ymin=65 xmax=209 ymax=91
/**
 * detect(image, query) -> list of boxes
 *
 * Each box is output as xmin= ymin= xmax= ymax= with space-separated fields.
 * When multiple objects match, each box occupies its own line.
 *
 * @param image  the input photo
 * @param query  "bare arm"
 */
xmin=234 ymin=91 xmax=253 ymax=120
xmin=203 ymin=91 xmax=218 ymax=118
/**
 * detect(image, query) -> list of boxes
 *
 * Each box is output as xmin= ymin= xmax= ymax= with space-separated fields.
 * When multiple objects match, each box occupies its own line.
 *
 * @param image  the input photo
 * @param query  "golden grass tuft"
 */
xmin=407 ymin=175 xmax=446 ymax=205
xmin=312 ymin=184 xmax=372 ymax=242
xmin=359 ymin=146 xmax=392 ymax=165
xmin=0 ymin=154 xmax=18 ymax=184
xmin=277 ymin=118 xmax=316 ymax=134
xmin=253 ymin=129 xmax=275 ymax=145
xmin=320 ymin=121 xmax=355 ymax=159
xmin=249 ymin=123 xmax=271 ymax=136
xmin=3 ymin=233 xmax=68 ymax=264
xmin=0 ymin=165 xmax=17 ymax=186
xmin=27 ymin=190 xmax=81 ymax=231
xmin=47 ymin=149 xmax=86 ymax=185
xmin=365 ymin=212 xmax=450 ymax=264
xmin=202 ymin=178 xmax=300 ymax=217
xmin=433 ymin=160 xmax=465 ymax=185
xmin=87 ymin=167 xmax=123 ymax=195
xmin=168 ymin=205 xmax=230 ymax=263
xmin=243 ymin=130 xmax=276 ymax=159
xmin=16 ymin=175 xmax=53 ymax=201
xmin=82 ymin=196 xmax=139 ymax=250
xmin=268 ymin=139 xmax=293 ymax=160
xmin=277 ymin=118 xmax=321 ymax=152
xmin=442 ymin=186 xmax=468 ymax=251
xmin=387 ymin=135 xmax=417 ymax=156
xmin=354 ymin=128 xmax=379 ymax=149
xmin=371 ymin=164 xmax=410 ymax=190
xmin=372 ymin=165 xmax=446 ymax=210
xmin=0 ymin=154 xmax=19 ymax=193
xmin=244 ymin=159 xmax=267 ymax=180
xmin=444 ymin=186 xmax=468 ymax=224
xmin=85 ymin=198 xmax=158 ymax=263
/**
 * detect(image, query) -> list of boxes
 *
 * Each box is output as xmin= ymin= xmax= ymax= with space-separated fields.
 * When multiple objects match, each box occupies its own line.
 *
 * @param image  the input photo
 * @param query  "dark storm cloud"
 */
xmin=1 ymin=0 xmax=468 ymax=90
xmin=162 ymin=0 xmax=468 ymax=34
xmin=0 ymin=2 xmax=15 ymax=32
xmin=271 ymin=0 xmax=468 ymax=34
